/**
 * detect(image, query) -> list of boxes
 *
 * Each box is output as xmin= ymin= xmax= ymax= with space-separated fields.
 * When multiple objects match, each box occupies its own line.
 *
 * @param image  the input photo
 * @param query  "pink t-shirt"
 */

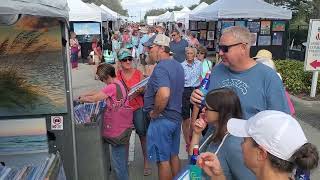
xmin=101 ymin=80 xmax=129 ymax=106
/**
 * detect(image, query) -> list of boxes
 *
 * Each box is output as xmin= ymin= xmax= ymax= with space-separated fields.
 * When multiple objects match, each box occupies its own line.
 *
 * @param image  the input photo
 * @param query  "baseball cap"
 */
xmin=156 ymin=23 xmax=166 ymax=29
xmin=254 ymin=49 xmax=272 ymax=59
xmin=118 ymin=48 xmax=132 ymax=60
xmin=227 ymin=110 xmax=307 ymax=161
xmin=143 ymin=34 xmax=170 ymax=47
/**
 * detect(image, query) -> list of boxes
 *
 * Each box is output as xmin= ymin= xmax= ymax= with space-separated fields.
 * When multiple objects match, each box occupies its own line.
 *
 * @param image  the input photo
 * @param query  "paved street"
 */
xmin=72 ymin=63 xmax=320 ymax=179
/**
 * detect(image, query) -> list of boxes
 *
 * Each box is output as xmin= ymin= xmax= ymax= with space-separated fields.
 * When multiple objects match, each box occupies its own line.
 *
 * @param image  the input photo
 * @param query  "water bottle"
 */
xmin=199 ymin=71 xmax=211 ymax=106
xmin=189 ymin=145 xmax=202 ymax=180
xmin=295 ymin=168 xmax=310 ymax=180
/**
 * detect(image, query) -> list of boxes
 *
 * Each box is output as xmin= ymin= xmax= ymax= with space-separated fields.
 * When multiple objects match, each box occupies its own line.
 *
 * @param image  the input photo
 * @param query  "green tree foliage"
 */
xmin=199 ymin=0 xmax=216 ymax=5
xmin=189 ymin=4 xmax=198 ymax=10
xmin=83 ymin=0 xmax=128 ymax=16
xmin=144 ymin=6 xmax=183 ymax=20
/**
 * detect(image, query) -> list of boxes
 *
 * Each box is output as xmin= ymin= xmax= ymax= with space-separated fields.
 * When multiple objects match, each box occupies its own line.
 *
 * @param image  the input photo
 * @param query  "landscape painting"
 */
xmin=0 ymin=118 xmax=49 ymax=167
xmin=0 ymin=15 xmax=68 ymax=117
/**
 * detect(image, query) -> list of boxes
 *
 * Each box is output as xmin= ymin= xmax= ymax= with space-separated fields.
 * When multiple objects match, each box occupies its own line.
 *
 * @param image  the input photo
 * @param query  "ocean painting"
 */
xmin=0 ymin=118 xmax=49 ymax=167
xmin=0 ymin=15 xmax=67 ymax=117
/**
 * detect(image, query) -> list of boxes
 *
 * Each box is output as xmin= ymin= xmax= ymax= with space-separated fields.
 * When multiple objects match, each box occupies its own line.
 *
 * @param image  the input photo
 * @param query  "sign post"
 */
xmin=304 ymin=19 xmax=320 ymax=97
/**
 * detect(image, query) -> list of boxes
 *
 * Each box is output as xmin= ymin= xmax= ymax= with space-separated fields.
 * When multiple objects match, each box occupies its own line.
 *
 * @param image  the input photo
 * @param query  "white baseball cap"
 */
xmin=227 ymin=110 xmax=307 ymax=161
xmin=153 ymin=34 xmax=170 ymax=47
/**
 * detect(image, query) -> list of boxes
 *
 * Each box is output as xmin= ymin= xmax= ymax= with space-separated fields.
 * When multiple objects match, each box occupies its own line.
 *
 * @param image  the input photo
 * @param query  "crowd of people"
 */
xmin=75 ymin=23 xmax=319 ymax=180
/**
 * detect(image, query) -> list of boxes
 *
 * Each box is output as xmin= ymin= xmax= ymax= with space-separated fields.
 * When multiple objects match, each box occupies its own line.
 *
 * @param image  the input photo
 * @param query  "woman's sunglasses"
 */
xmin=120 ymin=57 xmax=133 ymax=62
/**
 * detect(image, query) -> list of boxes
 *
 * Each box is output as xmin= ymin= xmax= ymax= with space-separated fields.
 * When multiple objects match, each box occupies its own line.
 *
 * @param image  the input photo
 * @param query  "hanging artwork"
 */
xmin=199 ymin=30 xmax=207 ymax=40
xmin=250 ymin=33 xmax=257 ymax=46
xmin=235 ymin=21 xmax=246 ymax=28
xmin=190 ymin=21 xmax=197 ymax=30
xmin=197 ymin=21 xmax=207 ymax=30
xmin=207 ymin=31 xmax=215 ymax=40
xmin=221 ymin=21 xmax=234 ymax=31
xmin=272 ymin=21 xmax=286 ymax=31
xmin=247 ymin=21 xmax=260 ymax=33
xmin=208 ymin=21 xmax=215 ymax=30
xmin=272 ymin=32 xmax=283 ymax=45
xmin=258 ymin=36 xmax=271 ymax=46
xmin=260 ymin=21 xmax=271 ymax=35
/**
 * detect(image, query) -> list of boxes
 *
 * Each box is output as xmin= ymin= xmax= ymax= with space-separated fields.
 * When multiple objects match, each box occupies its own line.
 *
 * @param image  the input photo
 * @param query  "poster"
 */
xmin=73 ymin=22 xmax=100 ymax=35
xmin=0 ymin=15 xmax=68 ymax=117
xmin=258 ymin=36 xmax=271 ymax=46
xmin=250 ymin=33 xmax=257 ymax=46
xmin=197 ymin=21 xmax=207 ymax=30
xmin=235 ymin=21 xmax=246 ymax=28
xmin=207 ymin=31 xmax=215 ymax=40
xmin=221 ymin=21 xmax=234 ymax=31
xmin=272 ymin=32 xmax=283 ymax=45
xmin=260 ymin=21 xmax=271 ymax=35
xmin=208 ymin=21 xmax=215 ymax=30
xmin=247 ymin=21 xmax=260 ymax=33
xmin=199 ymin=30 xmax=207 ymax=40
xmin=0 ymin=118 xmax=49 ymax=167
xmin=190 ymin=21 xmax=197 ymax=30
xmin=272 ymin=21 xmax=286 ymax=31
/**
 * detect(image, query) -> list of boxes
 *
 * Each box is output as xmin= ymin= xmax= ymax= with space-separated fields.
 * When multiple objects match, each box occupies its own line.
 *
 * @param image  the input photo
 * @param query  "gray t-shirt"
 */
xmin=209 ymin=63 xmax=290 ymax=119
xmin=169 ymin=39 xmax=189 ymax=63
xmin=143 ymin=59 xmax=184 ymax=121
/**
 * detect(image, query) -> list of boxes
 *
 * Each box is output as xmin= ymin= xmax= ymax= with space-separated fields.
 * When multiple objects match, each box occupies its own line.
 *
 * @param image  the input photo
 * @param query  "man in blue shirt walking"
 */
xmin=143 ymin=34 xmax=184 ymax=180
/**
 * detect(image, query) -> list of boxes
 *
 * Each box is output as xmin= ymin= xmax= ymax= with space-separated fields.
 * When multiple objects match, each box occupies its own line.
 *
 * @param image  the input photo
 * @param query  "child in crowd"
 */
xmin=190 ymin=88 xmax=255 ymax=180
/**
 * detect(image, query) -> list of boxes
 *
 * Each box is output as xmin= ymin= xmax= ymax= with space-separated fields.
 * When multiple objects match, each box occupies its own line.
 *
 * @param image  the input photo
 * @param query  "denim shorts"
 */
xmin=147 ymin=117 xmax=181 ymax=162
xmin=133 ymin=108 xmax=149 ymax=136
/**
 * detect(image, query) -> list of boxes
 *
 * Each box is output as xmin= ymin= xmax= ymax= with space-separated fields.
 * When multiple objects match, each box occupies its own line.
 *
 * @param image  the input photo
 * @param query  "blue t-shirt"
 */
xmin=209 ymin=63 xmax=290 ymax=119
xmin=143 ymin=59 xmax=184 ymax=121
xmin=169 ymin=39 xmax=189 ymax=63
xmin=200 ymin=127 xmax=255 ymax=180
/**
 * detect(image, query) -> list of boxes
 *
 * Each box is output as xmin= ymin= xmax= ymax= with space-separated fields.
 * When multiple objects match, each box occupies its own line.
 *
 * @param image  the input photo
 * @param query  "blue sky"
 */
xmin=121 ymin=0 xmax=200 ymax=22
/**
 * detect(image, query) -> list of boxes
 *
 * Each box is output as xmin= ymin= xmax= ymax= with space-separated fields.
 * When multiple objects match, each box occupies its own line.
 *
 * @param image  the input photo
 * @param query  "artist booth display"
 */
xmin=190 ymin=0 xmax=292 ymax=59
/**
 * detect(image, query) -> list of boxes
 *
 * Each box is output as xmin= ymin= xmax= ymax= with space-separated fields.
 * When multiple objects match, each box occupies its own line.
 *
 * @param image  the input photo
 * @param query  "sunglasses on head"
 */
xmin=120 ymin=57 xmax=133 ymax=62
xmin=218 ymin=42 xmax=246 ymax=53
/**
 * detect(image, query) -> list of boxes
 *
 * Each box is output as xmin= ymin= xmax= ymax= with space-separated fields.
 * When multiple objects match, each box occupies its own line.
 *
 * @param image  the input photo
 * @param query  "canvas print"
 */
xmin=0 ymin=118 xmax=49 ymax=167
xmin=207 ymin=31 xmax=215 ymax=40
xmin=272 ymin=32 xmax=283 ymax=45
xmin=208 ymin=21 xmax=215 ymax=30
xmin=272 ymin=21 xmax=286 ymax=31
xmin=247 ymin=21 xmax=260 ymax=33
xmin=197 ymin=21 xmax=207 ymax=30
xmin=235 ymin=21 xmax=246 ymax=28
xmin=250 ymin=33 xmax=257 ymax=46
xmin=190 ymin=21 xmax=197 ymax=30
xmin=0 ymin=15 xmax=68 ymax=117
xmin=260 ymin=21 xmax=271 ymax=35
xmin=221 ymin=21 xmax=234 ymax=31
xmin=258 ymin=36 xmax=271 ymax=46
xmin=199 ymin=30 xmax=207 ymax=40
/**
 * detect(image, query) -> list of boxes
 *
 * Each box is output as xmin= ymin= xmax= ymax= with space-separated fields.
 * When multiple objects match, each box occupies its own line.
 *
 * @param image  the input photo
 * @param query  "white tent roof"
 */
xmin=67 ymin=0 xmax=101 ymax=22
xmin=191 ymin=0 xmax=292 ymax=20
xmin=177 ymin=2 xmax=208 ymax=22
xmin=173 ymin=7 xmax=191 ymax=21
xmin=156 ymin=11 xmax=174 ymax=22
xmin=0 ymin=0 xmax=69 ymax=19
xmin=100 ymin=5 xmax=119 ymax=20
xmin=147 ymin=16 xmax=158 ymax=25
xmin=88 ymin=3 xmax=115 ymax=21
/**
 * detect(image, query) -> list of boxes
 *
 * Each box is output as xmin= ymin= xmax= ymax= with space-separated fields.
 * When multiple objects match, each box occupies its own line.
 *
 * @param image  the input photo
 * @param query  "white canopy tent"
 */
xmin=100 ymin=4 xmax=120 ymax=20
xmin=147 ymin=16 xmax=158 ymax=25
xmin=191 ymin=0 xmax=292 ymax=20
xmin=88 ymin=3 xmax=115 ymax=21
xmin=67 ymin=0 xmax=101 ymax=22
xmin=156 ymin=11 xmax=174 ymax=23
xmin=0 ymin=0 xmax=69 ymax=20
xmin=173 ymin=7 xmax=191 ymax=22
xmin=177 ymin=2 xmax=209 ymax=29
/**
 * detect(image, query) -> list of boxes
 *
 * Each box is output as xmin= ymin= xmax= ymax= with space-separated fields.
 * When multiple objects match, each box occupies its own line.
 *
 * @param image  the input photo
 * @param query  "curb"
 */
xmin=289 ymin=94 xmax=320 ymax=105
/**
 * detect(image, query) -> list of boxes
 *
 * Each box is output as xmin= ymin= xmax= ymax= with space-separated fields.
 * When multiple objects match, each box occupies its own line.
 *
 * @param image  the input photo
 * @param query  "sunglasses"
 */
xmin=197 ymin=52 xmax=205 ymax=55
xmin=120 ymin=57 xmax=133 ymax=62
xmin=218 ymin=43 xmax=246 ymax=53
xmin=171 ymin=34 xmax=177 ymax=37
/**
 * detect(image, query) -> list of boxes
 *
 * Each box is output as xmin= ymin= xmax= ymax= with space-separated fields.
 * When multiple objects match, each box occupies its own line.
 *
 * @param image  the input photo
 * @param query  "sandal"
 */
xmin=143 ymin=168 xmax=152 ymax=176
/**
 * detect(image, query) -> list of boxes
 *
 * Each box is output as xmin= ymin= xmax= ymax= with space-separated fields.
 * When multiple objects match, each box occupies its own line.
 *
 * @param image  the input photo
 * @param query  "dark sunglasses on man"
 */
xmin=218 ymin=42 xmax=247 ymax=53
xmin=120 ymin=57 xmax=133 ymax=62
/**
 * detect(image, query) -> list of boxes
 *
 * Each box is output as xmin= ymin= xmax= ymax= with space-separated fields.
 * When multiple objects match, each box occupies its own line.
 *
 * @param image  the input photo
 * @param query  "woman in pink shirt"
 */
xmin=188 ymin=32 xmax=200 ymax=48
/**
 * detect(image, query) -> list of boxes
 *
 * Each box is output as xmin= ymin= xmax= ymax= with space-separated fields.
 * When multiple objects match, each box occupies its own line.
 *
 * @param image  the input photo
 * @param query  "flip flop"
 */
xmin=143 ymin=168 xmax=152 ymax=176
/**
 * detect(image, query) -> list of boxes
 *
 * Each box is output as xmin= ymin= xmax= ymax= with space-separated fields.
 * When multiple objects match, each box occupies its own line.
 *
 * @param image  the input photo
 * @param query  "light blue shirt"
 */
xmin=138 ymin=34 xmax=150 ymax=55
xmin=209 ymin=63 xmax=290 ymax=119
xmin=181 ymin=60 xmax=202 ymax=87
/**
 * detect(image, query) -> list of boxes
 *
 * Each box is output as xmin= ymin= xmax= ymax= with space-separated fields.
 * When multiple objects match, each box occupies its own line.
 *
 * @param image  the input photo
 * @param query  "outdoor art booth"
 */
xmin=189 ymin=0 xmax=292 ymax=59
xmin=0 ymin=0 xmax=77 ymax=179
